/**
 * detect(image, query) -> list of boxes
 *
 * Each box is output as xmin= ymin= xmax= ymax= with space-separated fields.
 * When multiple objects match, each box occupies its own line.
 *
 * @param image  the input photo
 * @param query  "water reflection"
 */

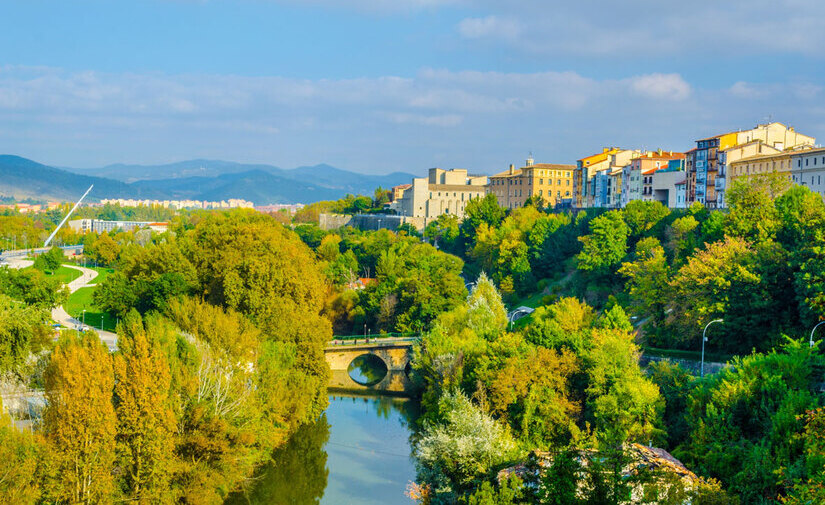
xmin=225 ymin=414 xmax=330 ymax=505
xmin=348 ymin=354 xmax=388 ymax=386
xmin=226 ymin=395 xmax=419 ymax=505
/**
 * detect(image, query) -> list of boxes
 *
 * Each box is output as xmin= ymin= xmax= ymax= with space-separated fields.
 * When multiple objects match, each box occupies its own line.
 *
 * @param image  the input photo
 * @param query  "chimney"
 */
xmin=509 ymin=164 xmax=515 ymax=175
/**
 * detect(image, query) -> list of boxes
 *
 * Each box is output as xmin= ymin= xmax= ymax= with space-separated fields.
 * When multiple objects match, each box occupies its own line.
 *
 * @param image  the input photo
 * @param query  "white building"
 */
xmin=68 ymin=219 xmax=169 ymax=234
xmin=792 ymin=147 xmax=825 ymax=199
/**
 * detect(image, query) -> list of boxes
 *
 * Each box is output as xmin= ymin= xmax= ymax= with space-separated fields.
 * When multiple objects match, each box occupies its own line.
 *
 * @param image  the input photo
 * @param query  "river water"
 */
xmin=226 ymin=394 xmax=420 ymax=505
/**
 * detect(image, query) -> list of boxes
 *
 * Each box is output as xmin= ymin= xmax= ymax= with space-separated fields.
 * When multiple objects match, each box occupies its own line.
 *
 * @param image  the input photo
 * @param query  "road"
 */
xmin=3 ymin=257 xmax=118 ymax=350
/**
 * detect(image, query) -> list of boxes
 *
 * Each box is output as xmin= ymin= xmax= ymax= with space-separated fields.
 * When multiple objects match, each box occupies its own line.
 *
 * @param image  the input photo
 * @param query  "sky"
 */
xmin=0 ymin=0 xmax=823 ymax=175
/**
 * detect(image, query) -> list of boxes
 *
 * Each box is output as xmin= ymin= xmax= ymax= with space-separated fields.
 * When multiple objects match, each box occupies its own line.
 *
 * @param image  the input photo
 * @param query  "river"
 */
xmin=226 ymin=393 xmax=420 ymax=505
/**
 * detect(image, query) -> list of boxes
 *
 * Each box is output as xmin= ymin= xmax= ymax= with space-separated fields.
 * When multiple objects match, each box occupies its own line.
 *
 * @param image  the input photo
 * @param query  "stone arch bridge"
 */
xmin=324 ymin=338 xmax=416 ymax=395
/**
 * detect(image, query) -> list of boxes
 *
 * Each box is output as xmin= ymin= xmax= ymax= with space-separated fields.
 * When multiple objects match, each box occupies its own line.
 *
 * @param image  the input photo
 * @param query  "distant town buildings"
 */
xmin=0 ymin=202 xmax=62 ymax=214
xmin=392 ymin=168 xmax=487 ymax=220
xmin=68 ymin=219 xmax=169 ymax=234
xmin=255 ymin=203 xmax=304 ymax=214
xmin=488 ymin=157 xmax=575 ymax=210
xmin=99 ymin=198 xmax=254 ymax=210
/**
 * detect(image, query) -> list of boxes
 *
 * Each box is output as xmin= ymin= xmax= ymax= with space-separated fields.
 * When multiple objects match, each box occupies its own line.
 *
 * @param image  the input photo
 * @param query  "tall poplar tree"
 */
xmin=114 ymin=311 xmax=176 ymax=502
xmin=43 ymin=332 xmax=117 ymax=504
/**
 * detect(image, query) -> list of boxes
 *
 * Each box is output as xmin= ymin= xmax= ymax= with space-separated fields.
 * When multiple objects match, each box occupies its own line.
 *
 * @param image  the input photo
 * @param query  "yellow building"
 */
xmin=488 ymin=157 xmax=576 ymax=209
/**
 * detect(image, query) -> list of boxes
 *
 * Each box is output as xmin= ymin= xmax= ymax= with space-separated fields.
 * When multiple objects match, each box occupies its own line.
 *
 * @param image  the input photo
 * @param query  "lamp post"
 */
xmin=701 ymin=319 xmax=723 ymax=378
xmin=82 ymin=309 xmax=86 ymax=331
xmin=810 ymin=321 xmax=825 ymax=349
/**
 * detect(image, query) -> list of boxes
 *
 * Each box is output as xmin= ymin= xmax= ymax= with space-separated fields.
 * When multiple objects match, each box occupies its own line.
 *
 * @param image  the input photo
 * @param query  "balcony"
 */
xmin=715 ymin=177 xmax=726 ymax=191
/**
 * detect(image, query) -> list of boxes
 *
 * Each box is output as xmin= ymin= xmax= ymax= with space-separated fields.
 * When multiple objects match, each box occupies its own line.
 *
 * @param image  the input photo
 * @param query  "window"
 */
xmin=539 ymin=178 xmax=543 ymax=184
xmin=539 ymin=190 xmax=543 ymax=196
xmin=557 ymin=179 xmax=561 ymax=185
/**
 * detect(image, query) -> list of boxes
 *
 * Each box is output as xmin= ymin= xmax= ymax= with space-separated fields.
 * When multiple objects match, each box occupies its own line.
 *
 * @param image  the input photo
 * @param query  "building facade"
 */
xmin=574 ymin=148 xmax=641 ymax=208
xmin=650 ymin=159 xmax=687 ymax=209
xmin=395 ymin=168 xmax=487 ymax=220
xmin=791 ymin=148 xmax=825 ymax=199
xmin=488 ymin=158 xmax=575 ymax=209
xmin=687 ymin=122 xmax=815 ymax=208
xmin=620 ymin=151 xmax=685 ymax=208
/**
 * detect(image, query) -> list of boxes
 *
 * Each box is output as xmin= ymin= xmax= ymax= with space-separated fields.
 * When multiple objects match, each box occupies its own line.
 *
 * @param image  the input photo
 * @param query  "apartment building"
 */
xmin=686 ymin=122 xmax=814 ymax=208
xmin=574 ymin=148 xmax=641 ymax=208
xmin=620 ymin=151 xmax=685 ymax=208
xmin=488 ymin=157 xmax=575 ymax=209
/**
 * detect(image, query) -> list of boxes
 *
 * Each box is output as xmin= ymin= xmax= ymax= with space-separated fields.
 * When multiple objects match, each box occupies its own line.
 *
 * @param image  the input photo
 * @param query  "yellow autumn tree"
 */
xmin=42 ymin=332 xmax=117 ymax=504
xmin=114 ymin=311 xmax=177 ymax=502
xmin=0 ymin=398 xmax=41 ymax=504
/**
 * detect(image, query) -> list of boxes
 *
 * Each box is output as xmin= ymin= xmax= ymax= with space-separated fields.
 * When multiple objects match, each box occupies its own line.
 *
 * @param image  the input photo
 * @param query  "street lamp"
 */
xmin=810 ymin=321 xmax=825 ymax=349
xmin=701 ymin=319 xmax=723 ymax=378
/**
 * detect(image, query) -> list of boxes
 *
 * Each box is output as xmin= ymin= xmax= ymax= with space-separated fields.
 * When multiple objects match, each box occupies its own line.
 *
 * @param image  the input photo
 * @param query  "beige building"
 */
xmin=395 ymin=168 xmax=487 ymax=220
xmin=488 ymin=157 xmax=576 ymax=210
xmin=728 ymin=150 xmax=800 ymax=188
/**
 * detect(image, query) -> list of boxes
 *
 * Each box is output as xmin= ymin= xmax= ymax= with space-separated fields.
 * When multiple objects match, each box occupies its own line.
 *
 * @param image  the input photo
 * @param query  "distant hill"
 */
xmin=0 ymin=155 xmax=163 ymax=201
xmin=0 ymin=155 xmax=416 ymax=205
xmin=67 ymin=159 xmax=417 ymax=198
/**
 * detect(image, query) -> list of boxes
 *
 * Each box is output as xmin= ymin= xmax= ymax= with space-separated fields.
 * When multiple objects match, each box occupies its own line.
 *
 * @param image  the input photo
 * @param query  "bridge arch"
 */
xmin=324 ymin=340 xmax=415 ymax=395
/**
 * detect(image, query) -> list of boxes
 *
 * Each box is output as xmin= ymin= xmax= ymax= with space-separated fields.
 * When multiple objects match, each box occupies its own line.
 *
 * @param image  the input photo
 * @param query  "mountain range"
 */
xmin=0 ymin=155 xmax=416 ymax=205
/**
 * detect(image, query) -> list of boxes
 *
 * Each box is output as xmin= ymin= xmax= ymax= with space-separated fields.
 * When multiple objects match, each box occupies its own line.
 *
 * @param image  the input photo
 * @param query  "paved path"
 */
xmin=50 ymin=263 xmax=118 ymax=350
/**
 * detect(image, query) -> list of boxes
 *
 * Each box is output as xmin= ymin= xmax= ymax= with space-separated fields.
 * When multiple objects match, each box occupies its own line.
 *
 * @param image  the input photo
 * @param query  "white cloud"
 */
xmin=0 ymin=65 xmax=820 ymax=173
xmin=451 ymin=0 xmax=825 ymax=57
xmin=729 ymin=81 xmax=765 ymax=99
xmin=629 ymin=74 xmax=692 ymax=101
xmin=458 ymin=16 xmax=521 ymax=39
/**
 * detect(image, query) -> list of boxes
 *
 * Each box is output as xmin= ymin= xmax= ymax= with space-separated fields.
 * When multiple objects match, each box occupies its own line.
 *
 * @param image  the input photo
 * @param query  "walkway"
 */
xmin=51 ymin=263 xmax=118 ymax=350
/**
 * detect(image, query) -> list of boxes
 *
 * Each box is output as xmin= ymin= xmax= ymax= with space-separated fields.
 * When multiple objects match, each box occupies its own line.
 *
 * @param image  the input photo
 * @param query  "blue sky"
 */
xmin=0 ymin=0 xmax=823 ymax=175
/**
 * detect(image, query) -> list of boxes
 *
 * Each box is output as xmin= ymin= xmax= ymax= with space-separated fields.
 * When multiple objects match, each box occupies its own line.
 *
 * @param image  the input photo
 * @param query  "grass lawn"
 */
xmin=86 ymin=266 xmax=114 ymax=285
xmin=22 ymin=264 xmax=83 ymax=284
xmin=65 ymin=286 xmax=118 ymax=332
xmin=50 ymin=265 xmax=83 ymax=284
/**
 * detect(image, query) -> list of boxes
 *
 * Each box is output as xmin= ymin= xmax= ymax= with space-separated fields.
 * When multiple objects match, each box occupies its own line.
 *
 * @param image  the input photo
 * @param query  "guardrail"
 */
xmin=0 ymin=244 xmax=84 ymax=259
xmin=328 ymin=332 xmax=420 ymax=346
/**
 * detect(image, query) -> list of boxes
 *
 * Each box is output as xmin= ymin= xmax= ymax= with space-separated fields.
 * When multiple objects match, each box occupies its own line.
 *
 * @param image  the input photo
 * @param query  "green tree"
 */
xmin=623 ymin=200 xmax=670 ymax=238
xmin=42 ymin=332 xmax=117 ymax=504
xmin=619 ymin=237 xmax=671 ymax=333
xmin=783 ymin=407 xmax=825 ymax=505
xmin=725 ymin=173 xmax=789 ymax=244
xmin=0 ymin=294 xmax=50 ymax=374
xmin=460 ymin=194 xmax=505 ymax=249
xmin=677 ymin=340 xmax=823 ymax=503
xmin=576 ymin=211 xmax=629 ymax=273
xmin=33 ymin=246 xmax=64 ymax=273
